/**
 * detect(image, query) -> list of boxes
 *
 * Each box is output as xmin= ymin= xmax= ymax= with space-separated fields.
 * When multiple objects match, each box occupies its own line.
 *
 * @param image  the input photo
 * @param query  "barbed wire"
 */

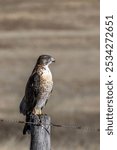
xmin=0 ymin=118 xmax=100 ymax=132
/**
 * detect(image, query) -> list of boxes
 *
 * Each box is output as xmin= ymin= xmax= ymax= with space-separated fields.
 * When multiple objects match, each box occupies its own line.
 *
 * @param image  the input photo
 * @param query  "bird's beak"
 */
xmin=51 ymin=57 xmax=55 ymax=63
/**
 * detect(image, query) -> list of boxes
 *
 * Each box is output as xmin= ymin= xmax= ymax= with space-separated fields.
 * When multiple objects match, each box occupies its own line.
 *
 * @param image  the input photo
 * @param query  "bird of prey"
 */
xmin=20 ymin=55 xmax=55 ymax=134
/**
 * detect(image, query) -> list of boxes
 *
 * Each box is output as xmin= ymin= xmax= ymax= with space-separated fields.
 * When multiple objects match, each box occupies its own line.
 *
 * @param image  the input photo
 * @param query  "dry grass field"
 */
xmin=0 ymin=0 xmax=99 ymax=150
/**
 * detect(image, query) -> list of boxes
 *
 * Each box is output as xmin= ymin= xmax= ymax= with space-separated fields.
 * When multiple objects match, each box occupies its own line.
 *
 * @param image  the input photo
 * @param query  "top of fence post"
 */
xmin=30 ymin=115 xmax=51 ymax=150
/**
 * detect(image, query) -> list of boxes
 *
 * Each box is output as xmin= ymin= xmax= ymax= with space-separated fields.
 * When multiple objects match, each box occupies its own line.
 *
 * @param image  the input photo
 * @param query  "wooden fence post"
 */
xmin=30 ymin=115 xmax=51 ymax=150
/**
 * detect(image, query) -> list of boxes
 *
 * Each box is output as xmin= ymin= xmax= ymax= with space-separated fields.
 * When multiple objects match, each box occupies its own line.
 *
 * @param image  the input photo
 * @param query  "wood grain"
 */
xmin=30 ymin=115 xmax=51 ymax=150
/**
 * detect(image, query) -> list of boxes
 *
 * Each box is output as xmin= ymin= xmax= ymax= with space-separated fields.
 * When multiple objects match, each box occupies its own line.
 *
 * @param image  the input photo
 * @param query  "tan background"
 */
xmin=0 ymin=0 xmax=99 ymax=150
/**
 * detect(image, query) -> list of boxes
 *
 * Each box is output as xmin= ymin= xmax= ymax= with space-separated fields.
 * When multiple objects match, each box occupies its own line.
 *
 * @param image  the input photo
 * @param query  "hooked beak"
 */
xmin=51 ymin=57 xmax=55 ymax=63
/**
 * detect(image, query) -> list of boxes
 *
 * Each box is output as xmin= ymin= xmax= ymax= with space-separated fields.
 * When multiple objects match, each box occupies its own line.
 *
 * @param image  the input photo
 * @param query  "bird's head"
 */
xmin=37 ymin=55 xmax=55 ymax=66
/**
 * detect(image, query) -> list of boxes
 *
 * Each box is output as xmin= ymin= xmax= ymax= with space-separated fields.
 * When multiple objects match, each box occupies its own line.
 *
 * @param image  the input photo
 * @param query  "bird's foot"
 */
xmin=32 ymin=108 xmax=42 ymax=116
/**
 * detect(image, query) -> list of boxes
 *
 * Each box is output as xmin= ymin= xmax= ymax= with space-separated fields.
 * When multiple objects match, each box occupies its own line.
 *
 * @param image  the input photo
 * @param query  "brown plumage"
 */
xmin=20 ymin=55 xmax=55 ymax=134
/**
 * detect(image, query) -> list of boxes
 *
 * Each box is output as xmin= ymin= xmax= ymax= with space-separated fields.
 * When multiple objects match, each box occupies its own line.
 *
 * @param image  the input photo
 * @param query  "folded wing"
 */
xmin=20 ymin=73 xmax=40 ymax=115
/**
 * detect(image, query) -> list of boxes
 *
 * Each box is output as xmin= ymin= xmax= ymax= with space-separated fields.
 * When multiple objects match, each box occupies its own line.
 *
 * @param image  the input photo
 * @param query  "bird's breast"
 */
xmin=36 ymin=66 xmax=53 ymax=108
xmin=42 ymin=72 xmax=52 ymax=82
xmin=39 ymin=67 xmax=53 ymax=90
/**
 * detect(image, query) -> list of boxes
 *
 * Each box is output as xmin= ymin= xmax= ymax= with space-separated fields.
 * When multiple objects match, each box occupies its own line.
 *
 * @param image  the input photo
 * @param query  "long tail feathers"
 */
xmin=23 ymin=115 xmax=31 ymax=135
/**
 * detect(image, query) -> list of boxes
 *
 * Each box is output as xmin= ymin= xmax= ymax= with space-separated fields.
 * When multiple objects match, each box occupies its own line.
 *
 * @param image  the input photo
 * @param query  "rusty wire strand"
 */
xmin=0 ymin=118 xmax=100 ymax=132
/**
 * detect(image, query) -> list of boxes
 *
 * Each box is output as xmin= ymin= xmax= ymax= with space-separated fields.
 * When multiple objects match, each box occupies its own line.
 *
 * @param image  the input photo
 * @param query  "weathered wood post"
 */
xmin=30 ymin=115 xmax=51 ymax=150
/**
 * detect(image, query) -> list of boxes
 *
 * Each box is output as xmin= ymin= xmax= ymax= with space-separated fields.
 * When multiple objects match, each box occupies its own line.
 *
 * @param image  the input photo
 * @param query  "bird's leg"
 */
xmin=32 ymin=107 xmax=44 ymax=127
xmin=32 ymin=107 xmax=42 ymax=116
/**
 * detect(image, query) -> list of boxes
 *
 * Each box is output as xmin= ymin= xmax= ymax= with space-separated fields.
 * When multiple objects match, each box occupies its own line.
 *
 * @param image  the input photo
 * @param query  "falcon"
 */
xmin=20 ymin=55 xmax=55 ymax=134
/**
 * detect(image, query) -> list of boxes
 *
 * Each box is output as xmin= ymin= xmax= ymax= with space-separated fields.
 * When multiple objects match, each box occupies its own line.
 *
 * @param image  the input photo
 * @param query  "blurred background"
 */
xmin=0 ymin=0 xmax=99 ymax=150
